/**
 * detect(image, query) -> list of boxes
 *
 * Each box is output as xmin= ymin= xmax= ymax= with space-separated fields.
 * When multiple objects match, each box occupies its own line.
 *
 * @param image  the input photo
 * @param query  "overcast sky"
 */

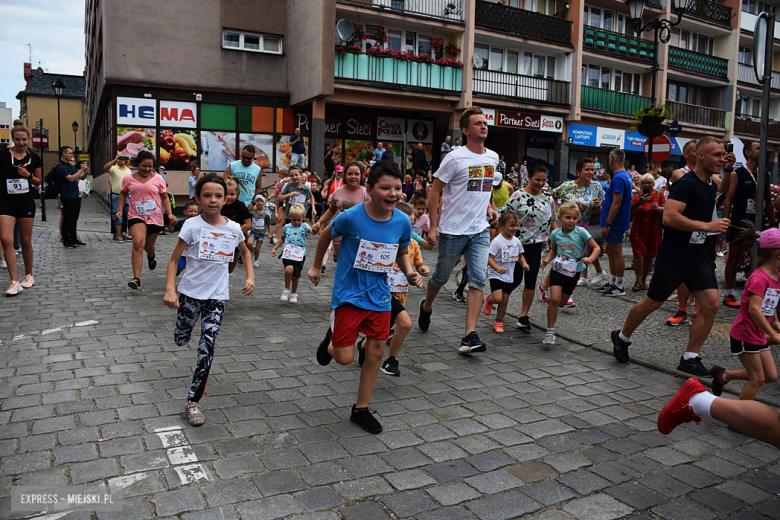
xmin=0 ymin=0 xmax=86 ymax=119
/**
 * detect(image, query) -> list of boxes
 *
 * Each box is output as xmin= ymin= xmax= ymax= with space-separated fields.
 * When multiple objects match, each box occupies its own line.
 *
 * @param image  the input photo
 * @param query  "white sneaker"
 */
xmin=0 ymin=260 xmax=6 ymax=269
xmin=543 ymin=332 xmax=556 ymax=345
xmin=5 ymin=281 xmax=22 ymax=297
xmin=290 ymin=293 xmax=298 ymax=303
xmin=565 ymin=297 xmax=575 ymax=308
xmin=577 ymin=277 xmax=589 ymax=286
xmin=591 ymin=272 xmax=609 ymax=286
xmin=252 ymin=260 xmax=259 ymax=267
xmin=281 ymin=289 xmax=291 ymax=301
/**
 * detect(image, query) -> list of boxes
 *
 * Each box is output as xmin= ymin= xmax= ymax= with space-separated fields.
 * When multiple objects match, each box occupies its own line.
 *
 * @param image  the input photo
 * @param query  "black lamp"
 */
xmin=72 ymin=121 xmax=79 ymax=151
xmin=52 ymin=78 xmax=65 ymax=149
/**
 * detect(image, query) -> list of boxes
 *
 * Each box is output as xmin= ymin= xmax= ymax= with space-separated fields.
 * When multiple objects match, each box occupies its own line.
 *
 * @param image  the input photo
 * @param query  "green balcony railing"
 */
xmin=334 ymin=53 xmax=463 ymax=92
xmin=583 ymin=26 xmax=655 ymax=63
xmin=580 ymin=86 xmax=652 ymax=116
xmin=668 ymin=47 xmax=728 ymax=79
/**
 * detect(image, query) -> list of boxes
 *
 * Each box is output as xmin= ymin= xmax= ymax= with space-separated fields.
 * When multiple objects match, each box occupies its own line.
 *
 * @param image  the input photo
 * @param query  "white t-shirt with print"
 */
xmin=434 ymin=146 xmax=500 ymax=235
xmin=177 ymin=216 xmax=243 ymax=301
xmin=654 ymin=176 xmax=667 ymax=192
xmin=488 ymin=234 xmax=524 ymax=283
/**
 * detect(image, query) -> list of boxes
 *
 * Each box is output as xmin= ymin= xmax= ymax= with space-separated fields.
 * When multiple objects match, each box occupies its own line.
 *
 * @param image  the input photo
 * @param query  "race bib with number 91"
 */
xmin=6 ymin=178 xmax=29 ymax=194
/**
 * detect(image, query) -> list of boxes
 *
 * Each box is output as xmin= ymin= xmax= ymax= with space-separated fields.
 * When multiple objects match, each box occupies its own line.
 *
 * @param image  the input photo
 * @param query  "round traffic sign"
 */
xmin=32 ymin=132 xmax=48 ymax=148
xmin=644 ymin=135 xmax=671 ymax=161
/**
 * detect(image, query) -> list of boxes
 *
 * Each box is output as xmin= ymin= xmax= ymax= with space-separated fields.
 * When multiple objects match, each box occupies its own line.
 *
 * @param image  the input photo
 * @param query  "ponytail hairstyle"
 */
xmin=732 ymin=219 xmax=780 ymax=265
xmin=225 ymin=176 xmax=249 ymax=195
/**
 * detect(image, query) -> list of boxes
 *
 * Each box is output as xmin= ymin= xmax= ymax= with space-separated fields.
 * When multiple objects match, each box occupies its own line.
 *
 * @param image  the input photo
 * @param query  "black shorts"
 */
xmin=730 ymin=336 xmax=770 ymax=355
xmin=512 ymin=242 xmax=543 ymax=291
xmin=390 ymin=296 xmax=406 ymax=323
xmin=128 ymin=219 xmax=164 ymax=235
xmin=282 ymin=256 xmax=305 ymax=278
xmin=489 ymin=278 xmax=516 ymax=296
xmin=647 ymin=257 xmax=718 ymax=302
xmin=0 ymin=196 xmax=36 ymax=219
xmin=550 ymin=269 xmax=581 ymax=296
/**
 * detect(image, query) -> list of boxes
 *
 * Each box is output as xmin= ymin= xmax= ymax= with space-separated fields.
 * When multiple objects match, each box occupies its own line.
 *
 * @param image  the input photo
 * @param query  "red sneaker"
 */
xmin=483 ymin=296 xmax=492 ymax=316
xmin=722 ymin=294 xmax=740 ymax=308
xmin=658 ymin=378 xmax=706 ymax=435
xmin=493 ymin=321 xmax=504 ymax=333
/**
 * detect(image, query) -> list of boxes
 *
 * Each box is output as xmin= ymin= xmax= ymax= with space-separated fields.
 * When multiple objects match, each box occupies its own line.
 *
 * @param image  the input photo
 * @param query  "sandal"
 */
xmin=640 ymin=283 xmax=648 ymax=291
xmin=632 ymin=283 xmax=642 ymax=292
xmin=185 ymin=401 xmax=205 ymax=426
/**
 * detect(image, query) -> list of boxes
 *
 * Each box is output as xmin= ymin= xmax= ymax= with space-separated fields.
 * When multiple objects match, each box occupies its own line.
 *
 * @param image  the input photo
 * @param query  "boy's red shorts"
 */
xmin=330 ymin=303 xmax=391 ymax=347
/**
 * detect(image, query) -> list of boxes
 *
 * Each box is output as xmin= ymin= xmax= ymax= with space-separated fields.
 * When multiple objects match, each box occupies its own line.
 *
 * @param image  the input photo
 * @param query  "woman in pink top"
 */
xmin=711 ymin=224 xmax=780 ymax=401
xmin=312 ymin=162 xmax=368 ymax=262
xmin=115 ymin=151 xmax=176 ymax=290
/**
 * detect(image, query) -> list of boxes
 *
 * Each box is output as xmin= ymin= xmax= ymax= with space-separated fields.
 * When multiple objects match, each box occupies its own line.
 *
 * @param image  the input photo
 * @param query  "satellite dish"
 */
xmin=335 ymin=19 xmax=355 ymax=45
xmin=473 ymin=53 xmax=483 ymax=68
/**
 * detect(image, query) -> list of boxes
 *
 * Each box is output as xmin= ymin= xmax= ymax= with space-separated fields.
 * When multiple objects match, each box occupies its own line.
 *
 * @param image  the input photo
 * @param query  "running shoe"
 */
xmin=516 ymin=316 xmax=531 ymax=330
xmin=716 ymin=251 xmax=725 ymax=257
xmin=381 ymin=357 xmax=401 ymax=377
xmin=113 ymin=236 xmax=123 ymax=243
xmin=5 ymin=281 xmax=22 ymax=297
xmin=458 ymin=331 xmax=487 ymax=353
xmin=565 ymin=297 xmax=575 ymax=308
xmin=147 ymin=254 xmax=157 ymax=271
xmin=611 ymin=330 xmax=631 ymax=364
xmin=281 ymin=289 xmax=290 ymax=301
xmin=543 ymin=332 xmax=556 ymax=345
xmin=128 ymin=278 xmax=141 ymax=290
xmin=185 ymin=401 xmax=205 ymax=426
xmin=350 ymin=405 xmax=382 ymax=434
xmin=20 ymin=275 xmax=35 ymax=288
xmin=576 ymin=277 xmax=589 ymax=286
xmin=356 ymin=338 xmax=365 ymax=367
xmin=483 ymin=296 xmax=492 ymax=316
xmin=657 ymin=378 xmax=705 ymax=435
xmin=453 ymin=292 xmax=466 ymax=303
xmin=591 ymin=272 xmax=609 ymax=287
xmin=316 ymin=328 xmax=333 ymax=366
xmin=538 ymin=284 xmax=549 ymax=303
xmin=252 ymin=261 xmax=259 ymax=267
xmin=0 ymin=260 xmax=6 ymax=269
xmin=666 ymin=310 xmax=689 ymax=327
xmin=689 ymin=307 xmax=700 ymax=326
xmin=710 ymin=365 xmax=727 ymax=397
xmin=418 ymin=298 xmax=432 ymax=332
xmin=603 ymin=285 xmax=625 ymax=297
xmin=290 ymin=293 xmax=298 ymax=303
xmin=493 ymin=321 xmax=504 ymax=333
xmin=722 ymin=294 xmax=740 ymax=308
xmin=677 ymin=355 xmax=710 ymax=377
xmin=596 ymin=282 xmax=613 ymax=292
xmin=63 ymin=243 xmax=77 ymax=249
xmin=74 ymin=240 xmax=86 ymax=246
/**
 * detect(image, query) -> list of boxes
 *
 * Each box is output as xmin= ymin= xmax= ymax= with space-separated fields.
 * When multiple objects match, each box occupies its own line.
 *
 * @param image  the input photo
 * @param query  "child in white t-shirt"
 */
xmin=483 ymin=210 xmax=529 ymax=333
xmin=164 ymin=174 xmax=255 ymax=427
xmin=412 ymin=196 xmax=430 ymax=237
xmin=271 ymin=204 xmax=317 ymax=303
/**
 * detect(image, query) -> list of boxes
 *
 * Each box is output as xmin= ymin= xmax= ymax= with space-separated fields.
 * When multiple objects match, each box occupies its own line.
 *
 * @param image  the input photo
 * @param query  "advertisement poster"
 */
xmin=384 ymin=142 xmax=403 ymax=168
xmin=159 ymin=129 xmax=197 ymax=170
xmin=239 ymin=134 xmax=274 ymax=172
xmin=407 ymin=119 xmax=434 ymax=144
xmin=405 ymin=143 xmax=432 ymax=172
xmin=117 ymin=127 xmax=155 ymax=160
xmin=343 ymin=140 xmax=374 ymax=164
xmin=325 ymin=138 xmax=343 ymax=166
xmin=200 ymin=131 xmax=236 ymax=171
xmin=276 ymin=135 xmax=309 ymax=172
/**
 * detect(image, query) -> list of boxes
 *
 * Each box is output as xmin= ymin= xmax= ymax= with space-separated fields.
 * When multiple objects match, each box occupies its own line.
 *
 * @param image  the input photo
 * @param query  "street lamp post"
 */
xmin=52 ymin=78 xmax=64 ymax=151
xmin=626 ymin=0 xmax=686 ymax=162
xmin=72 ymin=121 xmax=79 ymax=154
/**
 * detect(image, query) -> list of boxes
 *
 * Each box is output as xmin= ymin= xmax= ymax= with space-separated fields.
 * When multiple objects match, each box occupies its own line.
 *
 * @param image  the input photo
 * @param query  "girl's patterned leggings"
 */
xmin=174 ymin=294 xmax=225 ymax=403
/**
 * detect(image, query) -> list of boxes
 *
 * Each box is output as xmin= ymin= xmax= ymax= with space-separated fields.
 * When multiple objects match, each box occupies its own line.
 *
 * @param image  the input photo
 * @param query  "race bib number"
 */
xmin=747 ymin=199 xmax=756 ymax=214
xmin=552 ymin=256 xmax=577 ymax=277
xmin=353 ymin=240 xmax=398 ymax=273
xmin=690 ymin=231 xmax=707 ymax=244
xmin=252 ymin=218 xmax=265 ymax=230
xmin=134 ymin=199 xmax=157 ymax=216
xmin=6 ymin=178 xmax=29 ymax=194
xmin=387 ymin=268 xmax=409 ymax=293
xmin=291 ymin=194 xmax=307 ymax=205
xmin=761 ymin=288 xmax=780 ymax=317
xmin=197 ymin=229 xmax=238 ymax=262
xmin=501 ymin=244 xmax=520 ymax=263
xmin=281 ymin=244 xmax=305 ymax=261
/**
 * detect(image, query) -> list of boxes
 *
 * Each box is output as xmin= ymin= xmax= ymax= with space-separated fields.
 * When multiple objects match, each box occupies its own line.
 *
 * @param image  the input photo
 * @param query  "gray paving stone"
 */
xmin=340 ymin=455 xmax=392 ymax=478
xmin=298 ymin=461 xmax=349 ymax=486
xmin=334 ymin=476 xmax=394 ymax=500
xmin=98 ymin=437 xmax=144 ymax=457
xmin=340 ymin=501 xmax=392 ymax=520
xmin=70 ymin=458 xmax=118 ymax=484
xmin=385 ymin=468 xmax=436 ymax=490
xmin=152 ymin=487 xmax=205 ymax=517
xmin=563 ymin=493 xmax=634 ymax=520
xmin=465 ymin=490 xmax=540 ymax=520
xmin=182 ymin=506 xmax=238 ymax=520
xmin=606 ymin=482 xmax=665 ymax=510
xmin=380 ymin=447 xmax=431 ymax=469
xmin=259 ymin=448 xmax=308 ymax=471
xmin=96 ymin=496 xmax=153 ymax=520
xmin=53 ymin=443 xmax=98 ymax=465
xmin=213 ymin=454 xmax=265 ymax=480
xmin=718 ymin=480 xmax=771 ymax=505
xmin=639 ymin=474 xmax=695 ymax=498
xmin=690 ymin=488 xmax=746 ymax=516
xmin=426 ymin=482 xmax=481 ymax=506
xmin=665 ymin=464 xmax=722 ymax=489
xmin=742 ymin=470 xmax=780 ymax=494
xmin=417 ymin=506 xmax=478 ymax=520
xmin=294 ymin=486 xmax=344 ymax=511
xmin=557 ymin=469 xmax=611 ymax=495
xmin=425 ymin=460 xmax=478 ymax=483
xmin=202 ymin=479 xmax=259 ymax=507
xmin=120 ymin=450 xmax=170 ymax=473
xmin=252 ymin=470 xmax=306 ymax=496
xmin=465 ymin=451 xmax=516 ymax=472
xmin=521 ymin=481 xmax=576 ymax=506
xmin=381 ymin=489 xmax=436 ymax=518
xmin=651 ymin=497 xmax=719 ymax=520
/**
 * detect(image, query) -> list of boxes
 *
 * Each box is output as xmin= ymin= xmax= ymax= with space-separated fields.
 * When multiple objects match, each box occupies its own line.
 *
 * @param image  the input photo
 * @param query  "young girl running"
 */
xmin=483 ymin=211 xmax=529 ymax=333
xmin=271 ymin=203 xmax=316 ymax=303
xmin=164 ymin=174 xmax=254 ymax=426
xmin=540 ymin=202 xmax=601 ymax=345
xmin=221 ymin=177 xmax=251 ymax=273
xmin=711 ymin=223 xmax=780 ymax=401
xmin=115 ymin=151 xmax=176 ymax=290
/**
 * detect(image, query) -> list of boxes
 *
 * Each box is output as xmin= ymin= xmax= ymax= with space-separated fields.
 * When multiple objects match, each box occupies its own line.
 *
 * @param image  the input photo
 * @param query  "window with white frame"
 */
xmin=584 ymin=5 xmax=628 ymax=33
xmin=582 ymin=64 xmax=641 ymax=94
xmin=739 ymin=46 xmax=753 ymax=65
xmin=504 ymin=0 xmax=557 ymax=15
xmin=737 ymin=96 xmax=762 ymax=118
xmin=474 ymin=42 xmax=556 ymax=78
xmin=222 ymin=30 xmax=282 ymax=54
xmin=743 ymin=1 xmax=772 ymax=14
xmin=670 ymin=29 xmax=713 ymax=55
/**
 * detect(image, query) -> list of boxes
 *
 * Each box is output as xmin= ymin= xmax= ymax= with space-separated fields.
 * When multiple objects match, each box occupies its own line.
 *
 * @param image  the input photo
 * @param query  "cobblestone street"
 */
xmin=1 ymin=197 xmax=779 ymax=519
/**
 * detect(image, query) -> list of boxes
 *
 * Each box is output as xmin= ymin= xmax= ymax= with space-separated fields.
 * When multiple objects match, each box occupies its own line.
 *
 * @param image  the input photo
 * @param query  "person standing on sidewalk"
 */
xmin=722 ymin=140 xmax=776 ymax=309
xmin=611 ymin=137 xmax=731 ymax=375
xmin=104 ymin=153 xmax=132 ymax=242
xmin=598 ymin=149 xmax=632 ymax=296
xmin=417 ymin=106 xmax=499 ymax=353
xmin=58 ymin=146 xmax=89 ymax=249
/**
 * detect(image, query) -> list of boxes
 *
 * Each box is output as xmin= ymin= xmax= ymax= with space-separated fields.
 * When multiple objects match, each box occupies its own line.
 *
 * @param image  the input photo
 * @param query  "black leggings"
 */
xmin=512 ymin=242 xmax=543 ymax=292
xmin=174 ymin=294 xmax=225 ymax=403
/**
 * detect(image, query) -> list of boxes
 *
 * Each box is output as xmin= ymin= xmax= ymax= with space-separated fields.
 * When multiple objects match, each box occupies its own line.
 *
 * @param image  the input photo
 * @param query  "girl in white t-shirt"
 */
xmin=483 ymin=211 xmax=529 ymax=333
xmin=164 ymin=174 xmax=255 ymax=427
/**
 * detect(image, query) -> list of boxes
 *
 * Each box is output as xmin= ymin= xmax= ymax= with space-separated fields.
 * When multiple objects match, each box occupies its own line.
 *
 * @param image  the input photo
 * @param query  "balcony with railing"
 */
xmin=580 ymin=86 xmax=652 ymax=116
xmin=668 ymin=47 xmax=729 ymax=80
xmin=474 ymin=0 xmax=572 ymax=46
xmin=335 ymin=52 xmax=463 ymax=92
xmin=683 ymin=0 xmax=732 ymax=28
xmin=734 ymin=117 xmax=780 ymax=139
xmin=737 ymin=63 xmax=780 ymax=90
xmin=337 ymin=0 xmax=466 ymax=22
xmin=666 ymin=100 xmax=726 ymax=128
xmin=583 ymin=26 xmax=655 ymax=63
xmin=473 ymin=68 xmax=570 ymax=105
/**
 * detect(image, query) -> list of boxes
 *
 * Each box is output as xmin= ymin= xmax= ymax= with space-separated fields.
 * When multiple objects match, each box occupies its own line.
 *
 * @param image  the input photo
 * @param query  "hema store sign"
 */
xmin=117 ymin=98 xmax=197 ymax=128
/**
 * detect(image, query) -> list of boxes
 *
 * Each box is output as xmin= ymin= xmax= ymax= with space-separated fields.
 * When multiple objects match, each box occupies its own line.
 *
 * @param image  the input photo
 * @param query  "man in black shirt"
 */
xmin=611 ymin=137 xmax=731 ymax=376
xmin=722 ymin=140 xmax=775 ymax=308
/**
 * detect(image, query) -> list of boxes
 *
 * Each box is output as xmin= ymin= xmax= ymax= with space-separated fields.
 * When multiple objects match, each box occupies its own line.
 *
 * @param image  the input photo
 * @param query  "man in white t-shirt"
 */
xmin=417 ymin=107 xmax=499 ymax=354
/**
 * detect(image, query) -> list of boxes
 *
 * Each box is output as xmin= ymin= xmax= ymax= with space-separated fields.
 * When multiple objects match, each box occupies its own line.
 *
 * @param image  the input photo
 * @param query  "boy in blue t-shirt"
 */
xmin=308 ymin=161 xmax=422 ymax=434
xmin=271 ymin=204 xmax=314 ymax=303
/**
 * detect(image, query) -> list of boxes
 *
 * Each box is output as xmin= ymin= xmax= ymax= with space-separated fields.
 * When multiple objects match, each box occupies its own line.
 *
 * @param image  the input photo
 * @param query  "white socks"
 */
xmin=616 ymin=276 xmax=623 ymax=289
xmin=689 ymin=391 xmax=716 ymax=420
xmin=610 ymin=275 xmax=616 ymax=284
xmin=619 ymin=331 xmax=631 ymax=343
xmin=725 ymin=289 xmax=734 ymax=296
xmin=683 ymin=352 xmax=698 ymax=360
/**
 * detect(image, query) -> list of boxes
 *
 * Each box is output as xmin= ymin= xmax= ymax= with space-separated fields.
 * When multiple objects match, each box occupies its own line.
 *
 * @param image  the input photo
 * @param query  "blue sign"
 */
xmin=568 ymin=124 xmax=597 ymax=146
xmin=624 ymin=132 xmax=647 ymax=152
xmin=527 ymin=130 xmax=556 ymax=149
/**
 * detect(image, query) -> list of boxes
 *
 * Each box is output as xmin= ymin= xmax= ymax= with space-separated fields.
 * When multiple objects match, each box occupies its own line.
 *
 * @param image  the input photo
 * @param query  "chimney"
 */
xmin=23 ymin=63 xmax=35 ymax=88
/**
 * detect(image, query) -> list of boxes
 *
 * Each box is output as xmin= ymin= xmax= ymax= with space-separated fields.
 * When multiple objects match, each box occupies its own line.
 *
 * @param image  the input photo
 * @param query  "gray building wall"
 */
xmin=287 ymin=0 xmax=335 ymax=106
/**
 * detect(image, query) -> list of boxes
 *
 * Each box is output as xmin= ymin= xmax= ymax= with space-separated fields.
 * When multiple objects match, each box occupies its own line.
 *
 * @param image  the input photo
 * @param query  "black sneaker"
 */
xmin=611 ymin=330 xmax=631 ymax=364
xmin=418 ymin=298 xmax=432 ymax=332
xmin=74 ymin=240 xmax=86 ymax=246
xmin=603 ymin=285 xmax=626 ymax=297
xmin=710 ymin=365 xmax=726 ymax=396
xmin=147 ymin=254 xmax=157 ymax=271
xmin=350 ymin=405 xmax=382 ymax=434
xmin=63 ymin=243 xmax=77 ymax=249
xmin=316 ymin=328 xmax=333 ymax=366
xmin=516 ymin=316 xmax=531 ymax=330
xmin=453 ymin=292 xmax=466 ymax=303
xmin=458 ymin=331 xmax=487 ymax=354
xmin=321 ymin=266 xmax=326 ymax=273
xmin=128 ymin=277 xmax=141 ymax=290
xmin=356 ymin=337 xmax=366 ymax=367
xmin=596 ymin=282 xmax=612 ymax=292
xmin=678 ymin=355 xmax=710 ymax=377
xmin=381 ymin=357 xmax=401 ymax=377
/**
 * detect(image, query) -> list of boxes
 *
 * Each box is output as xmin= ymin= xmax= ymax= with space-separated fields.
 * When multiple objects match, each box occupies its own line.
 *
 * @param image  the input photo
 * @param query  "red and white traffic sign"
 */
xmin=32 ymin=132 xmax=49 ymax=149
xmin=644 ymin=135 xmax=671 ymax=161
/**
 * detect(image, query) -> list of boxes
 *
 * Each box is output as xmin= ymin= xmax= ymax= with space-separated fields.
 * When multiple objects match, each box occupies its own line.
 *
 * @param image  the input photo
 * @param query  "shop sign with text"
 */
xmin=527 ymin=130 xmax=556 ymax=149
xmin=117 ymin=97 xmax=156 ymax=126
xmin=159 ymin=101 xmax=197 ymax=128
xmin=345 ymin=118 xmax=374 ymax=139
xmin=482 ymin=108 xmax=496 ymax=126
xmin=377 ymin=117 xmax=405 ymax=141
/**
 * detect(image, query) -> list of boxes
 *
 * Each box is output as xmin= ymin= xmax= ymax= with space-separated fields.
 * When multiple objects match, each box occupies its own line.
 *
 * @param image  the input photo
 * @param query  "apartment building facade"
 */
xmin=84 ymin=0 xmax=780 ymax=197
